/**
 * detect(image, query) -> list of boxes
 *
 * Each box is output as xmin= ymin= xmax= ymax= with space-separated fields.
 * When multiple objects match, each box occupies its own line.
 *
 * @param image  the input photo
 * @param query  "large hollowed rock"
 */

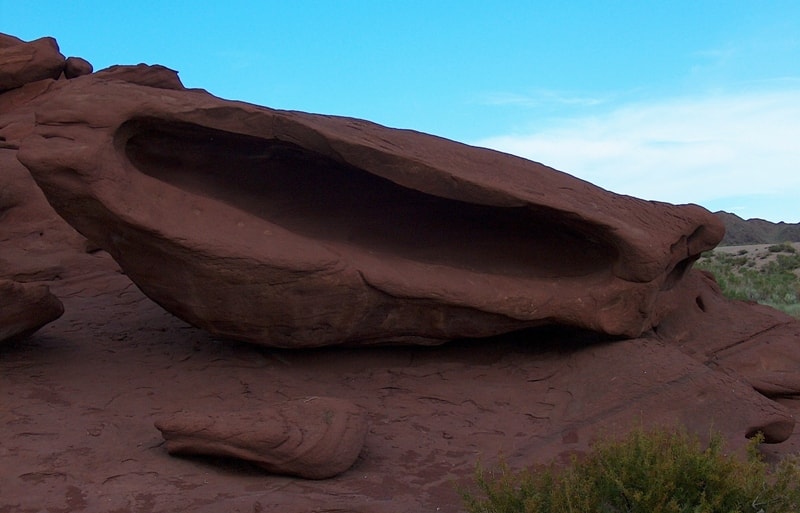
xmin=154 ymin=397 xmax=368 ymax=479
xmin=18 ymin=67 xmax=724 ymax=348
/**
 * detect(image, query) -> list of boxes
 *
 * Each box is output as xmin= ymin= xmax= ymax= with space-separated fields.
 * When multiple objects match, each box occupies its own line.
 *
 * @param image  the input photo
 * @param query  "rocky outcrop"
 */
xmin=17 ymin=66 xmax=723 ymax=348
xmin=0 ymin=34 xmax=96 ymax=342
xmin=0 ymin=34 xmax=65 ymax=92
xmin=155 ymin=397 xmax=369 ymax=479
xmin=0 ymin=279 xmax=63 ymax=343
xmin=0 ymin=37 xmax=94 ymax=283
xmin=0 ymin=34 xmax=93 ymax=92
xmin=93 ymin=63 xmax=185 ymax=90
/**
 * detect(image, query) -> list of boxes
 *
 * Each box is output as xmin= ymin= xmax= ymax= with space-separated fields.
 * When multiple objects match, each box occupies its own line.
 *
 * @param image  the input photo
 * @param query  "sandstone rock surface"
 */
xmin=655 ymin=268 xmax=800 ymax=424
xmin=93 ymin=63 xmax=185 ymax=90
xmin=1 ymin=33 xmax=95 ymax=284
xmin=1 ymin=263 xmax=797 ymax=512
xmin=155 ymin=397 xmax=369 ymax=479
xmin=17 ymin=67 xmax=723 ymax=348
xmin=0 ymin=279 xmax=63 ymax=343
xmin=63 ymin=56 xmax=93 ymax=79
xmin=0 ymin=34 xmax=65 ymax=92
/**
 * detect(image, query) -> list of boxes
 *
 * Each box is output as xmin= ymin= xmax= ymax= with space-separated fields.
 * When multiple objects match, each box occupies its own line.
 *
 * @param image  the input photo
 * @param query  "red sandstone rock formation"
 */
xmin=155 ymin=397 xmax=369 ymax=479
xmin=16 ymin=64 xmax=723 ymax=348
xmin=1 ymin=31 xmax=799 ymax=512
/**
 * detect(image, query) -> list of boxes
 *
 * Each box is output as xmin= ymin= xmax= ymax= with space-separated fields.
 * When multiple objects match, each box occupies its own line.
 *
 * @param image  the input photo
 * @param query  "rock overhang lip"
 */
xmin=23 ymin=76 xmax=723 ymax=271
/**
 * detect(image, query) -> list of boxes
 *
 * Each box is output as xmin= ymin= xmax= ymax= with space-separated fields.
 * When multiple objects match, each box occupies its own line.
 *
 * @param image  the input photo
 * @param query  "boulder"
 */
xmin=64 ymin=56 xmax=93 ymax=79
xmin=0 ymin=34 xmax=65 ymax=92
xmin=16 ymin=69 xmax=724 ymax=347
xmin=0 ymin=279 xmax=63 ymax=343
xmin=154 ymin=397 xmax=368 ymax=479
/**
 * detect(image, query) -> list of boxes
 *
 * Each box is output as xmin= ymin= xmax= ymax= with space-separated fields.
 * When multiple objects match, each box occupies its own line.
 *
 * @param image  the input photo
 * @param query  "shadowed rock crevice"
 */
xmin=120 ymin=117 xmax=617 ymax=279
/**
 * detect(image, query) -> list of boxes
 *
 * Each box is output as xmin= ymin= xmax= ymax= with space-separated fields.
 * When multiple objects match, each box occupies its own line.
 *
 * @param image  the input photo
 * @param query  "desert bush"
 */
xmin=768 ymin=242 xmax=796 ymax=254
xmin=770 ymin=253 xmax=800 ymax=273
xmin=695 ymin=250 xmax=800 ymax=318
xmin=780 ymin=303 xmax=800 ymax=318
xmin=461 ymin=427 xmax=800 ymax=513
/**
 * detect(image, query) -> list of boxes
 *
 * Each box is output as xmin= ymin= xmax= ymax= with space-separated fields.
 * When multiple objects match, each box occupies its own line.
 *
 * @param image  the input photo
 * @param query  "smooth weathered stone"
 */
xmin=0 ymin=279 xmax=64 ymax=343
xmin=154 ymin=397 xmax=368 ymax=479
xmin=64 ymin=56 xmax=93 ymax=79
xmin=94 ymin=63 xmax=185 ymax=89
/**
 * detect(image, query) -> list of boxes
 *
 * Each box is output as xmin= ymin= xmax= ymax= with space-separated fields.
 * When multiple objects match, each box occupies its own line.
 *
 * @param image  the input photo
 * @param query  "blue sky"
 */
xmin=3 ymin=1 xmax=799 ymax=222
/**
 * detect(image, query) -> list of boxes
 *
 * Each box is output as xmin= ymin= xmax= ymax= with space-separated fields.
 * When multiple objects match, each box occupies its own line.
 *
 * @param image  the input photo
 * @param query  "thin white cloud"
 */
xmin=473 ymin=90 xmax=800 ymax=222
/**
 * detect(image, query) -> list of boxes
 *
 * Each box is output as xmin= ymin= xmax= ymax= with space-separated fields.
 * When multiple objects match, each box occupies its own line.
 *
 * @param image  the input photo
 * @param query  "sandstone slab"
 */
xmin=656 ymin=269 xmax=800 ymax=416
xmin=17 ymin=67 xmax=724 ymax=348
xmin=1 ymin=265 xmax=796 ymax=512
xmin=155 ymin=397 xmax=368 ymax=479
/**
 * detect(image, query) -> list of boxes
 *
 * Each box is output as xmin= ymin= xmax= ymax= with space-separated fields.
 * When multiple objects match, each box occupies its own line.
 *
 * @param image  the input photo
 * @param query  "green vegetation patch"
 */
xmin=462 ymin=427 xmax=800 ymax=513
xmin=695 ymin=244 xmax=800 ymax=318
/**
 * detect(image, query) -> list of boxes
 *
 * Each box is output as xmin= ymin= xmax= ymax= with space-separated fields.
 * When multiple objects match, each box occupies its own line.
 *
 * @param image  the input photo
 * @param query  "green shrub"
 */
xmin=768 ymin=242 xmax=796 ymax=254
xmin=771 ymin=254 xmax=800 ymax=273
xmin=694 ymin=250 xmax=800 ymax=318
xmin=461 ymin=427 xmax=800 ymax=513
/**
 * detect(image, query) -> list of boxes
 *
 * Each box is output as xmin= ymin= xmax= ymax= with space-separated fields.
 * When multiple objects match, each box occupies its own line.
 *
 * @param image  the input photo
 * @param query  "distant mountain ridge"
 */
xmin=715 ymin=211 xmax=800 ymax=246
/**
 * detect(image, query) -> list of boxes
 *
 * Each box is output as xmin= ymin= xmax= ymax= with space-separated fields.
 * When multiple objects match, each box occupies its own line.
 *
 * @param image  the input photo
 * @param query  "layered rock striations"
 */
xmin=155 ymin=397 xmax=369 ymax=479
